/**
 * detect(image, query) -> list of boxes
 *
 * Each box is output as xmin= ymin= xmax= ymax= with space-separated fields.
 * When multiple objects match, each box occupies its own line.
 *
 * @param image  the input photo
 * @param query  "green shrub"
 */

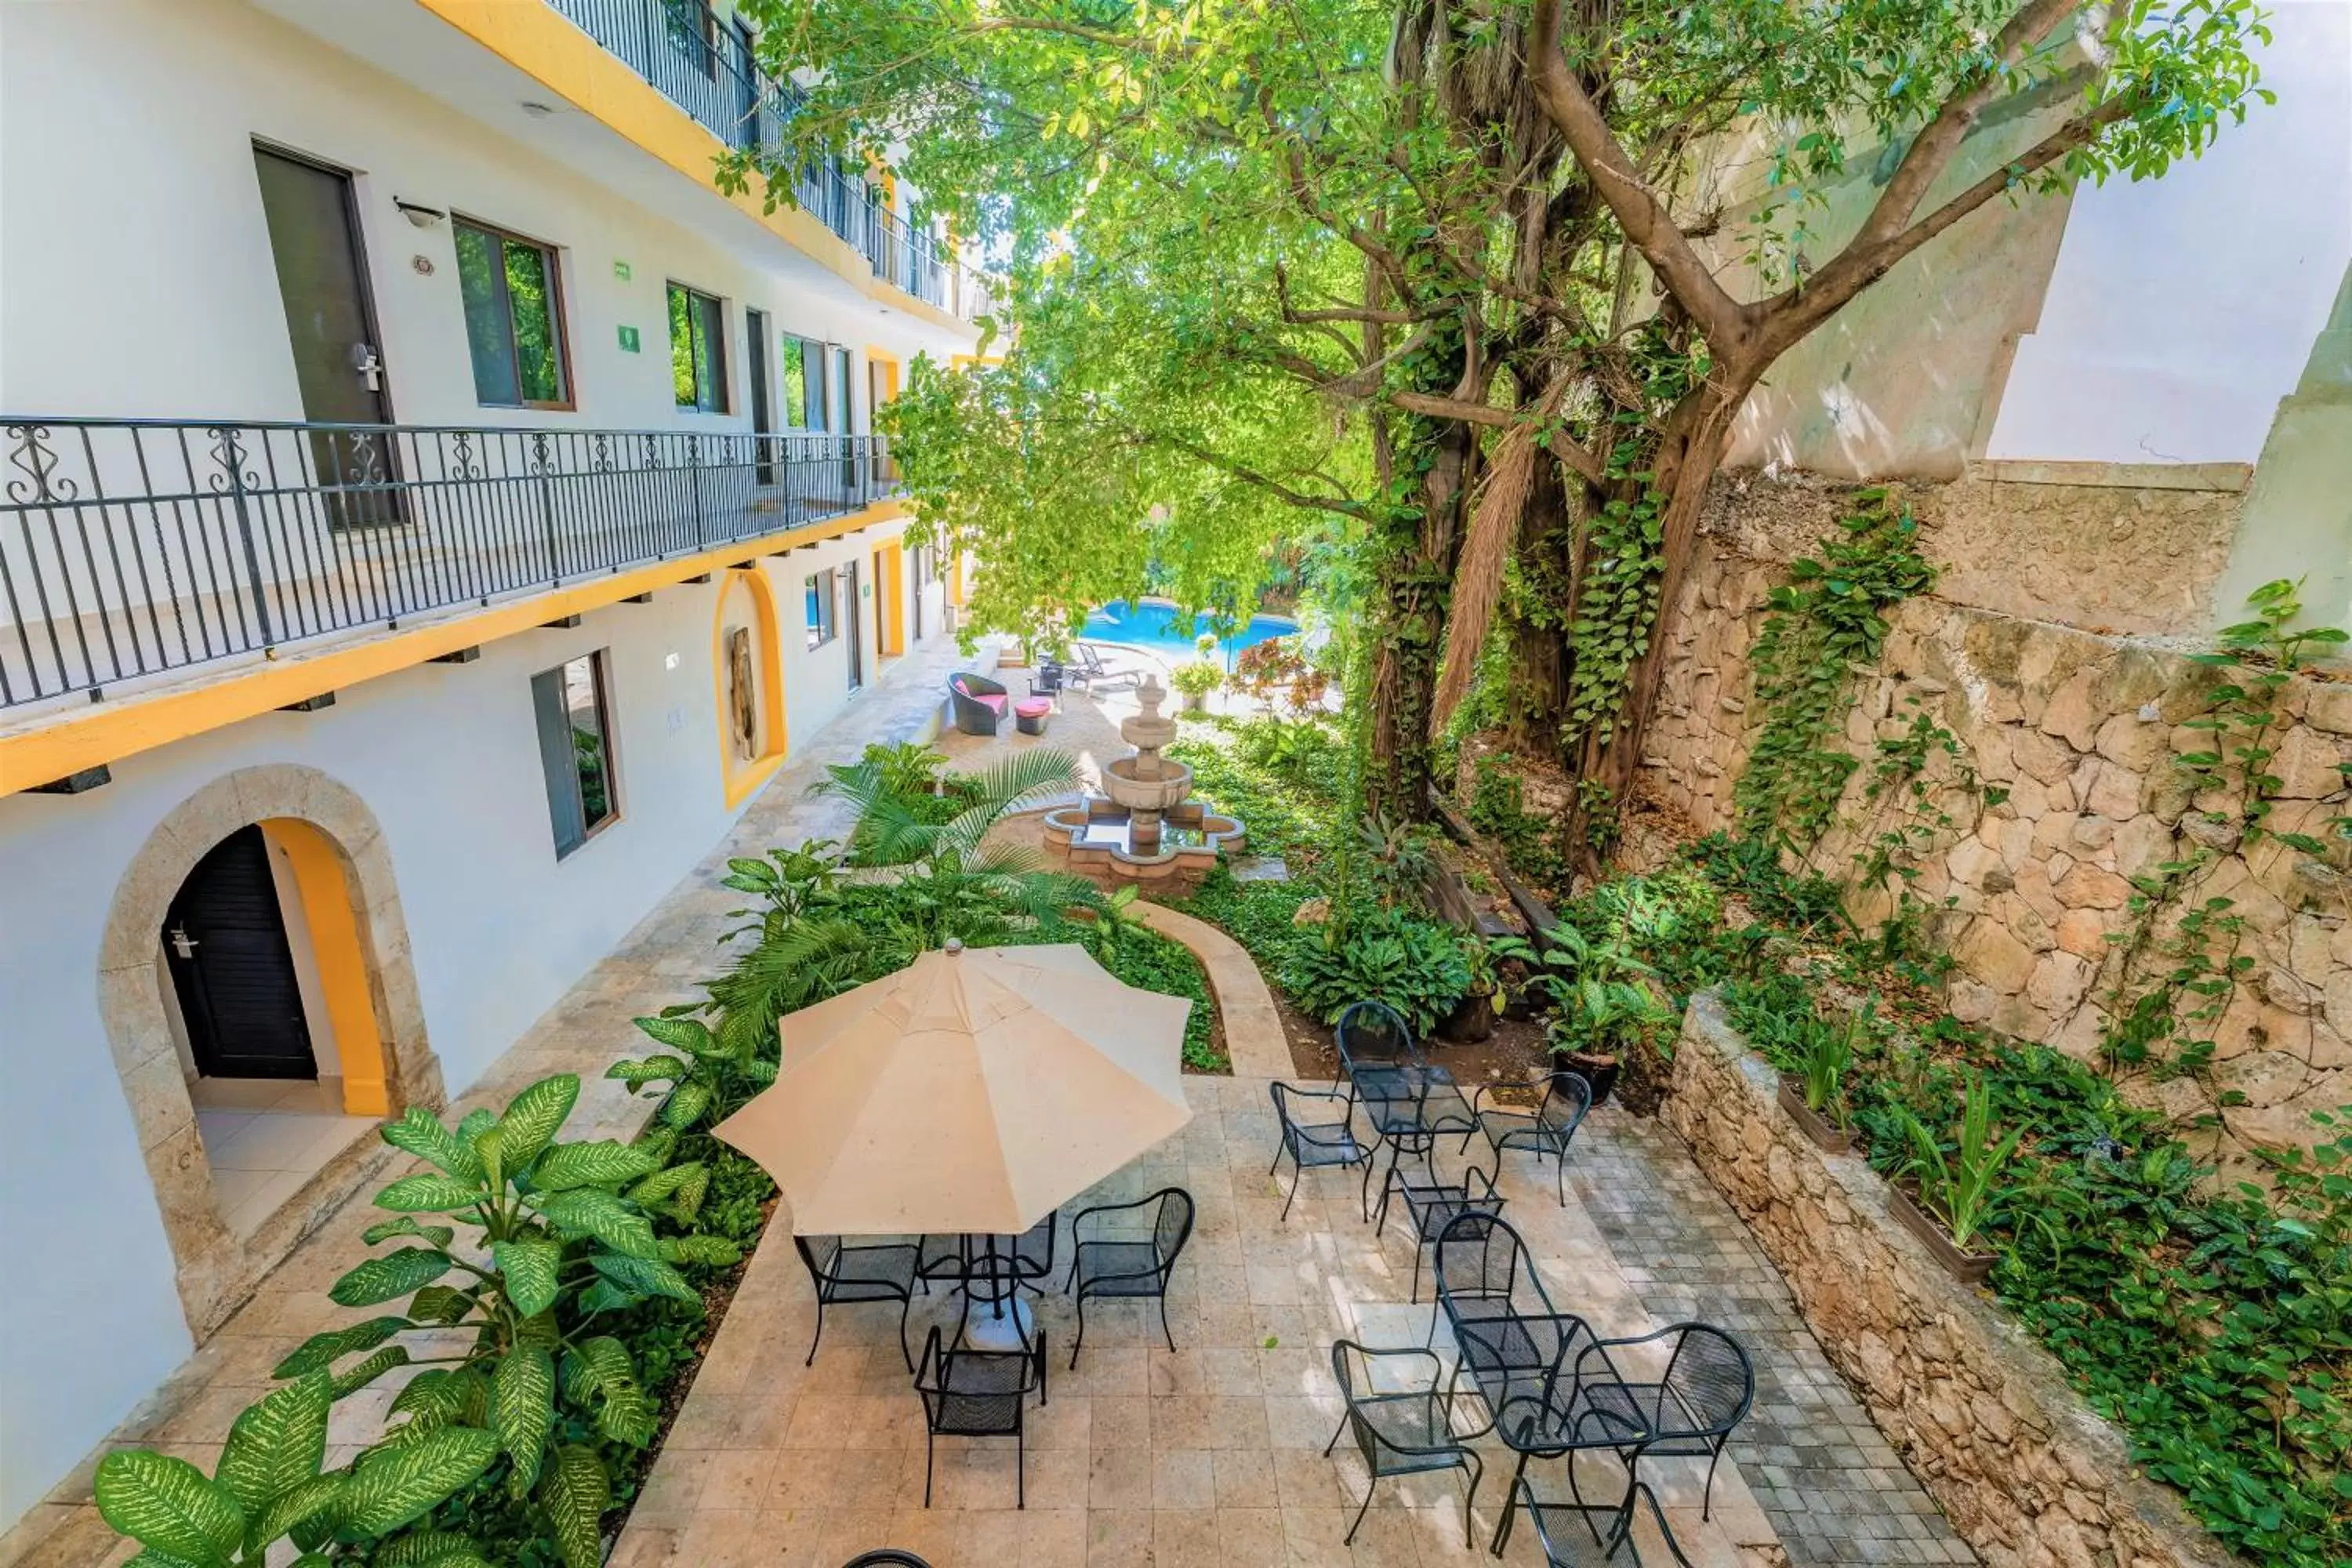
xmin=1281 ymin=907 xmax=1469 ymax=1036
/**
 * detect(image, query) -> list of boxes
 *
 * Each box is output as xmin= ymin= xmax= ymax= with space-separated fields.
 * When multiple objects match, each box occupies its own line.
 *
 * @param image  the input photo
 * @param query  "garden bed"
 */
xmin=1664 ymin=992 xmax=2246 ymax=1568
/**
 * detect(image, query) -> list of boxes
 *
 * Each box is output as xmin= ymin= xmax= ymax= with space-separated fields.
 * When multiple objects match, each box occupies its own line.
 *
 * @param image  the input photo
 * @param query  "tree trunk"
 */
xmin=1569 ymin=370 xmax=1750 ymax=851
xmin=1500 ymin=448 xmax=1577 ymax=760
xmin=1364 ymin=416 xmax=1477 ymax=821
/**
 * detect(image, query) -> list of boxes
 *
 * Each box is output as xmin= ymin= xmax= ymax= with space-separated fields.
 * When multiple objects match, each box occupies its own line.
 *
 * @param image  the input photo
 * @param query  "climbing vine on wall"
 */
xmin=1733 ymin=491 xmax=1938 ymax=851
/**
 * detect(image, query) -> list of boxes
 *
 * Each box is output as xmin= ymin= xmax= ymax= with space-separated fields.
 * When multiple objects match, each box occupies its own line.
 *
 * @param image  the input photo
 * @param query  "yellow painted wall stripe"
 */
xmin=713 ymin=567 xmax=792 ymax=810
xmin=412 ymin=0 xmax=974 ymax=336
xmin=0 ymin=499 xmax=906 ymax=799
xmin=261 ymin=818 xmax=391 ymax=1117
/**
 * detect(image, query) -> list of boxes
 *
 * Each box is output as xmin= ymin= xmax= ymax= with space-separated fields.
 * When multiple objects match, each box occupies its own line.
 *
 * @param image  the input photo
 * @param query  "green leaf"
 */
xmin=93 ymin=1451 xmax=244 ymax=1567
xmin=216 ymin=1371 xmax=331 ymax=1516
xmin=330 ymin=1248 xmax=452 ymax=1307
xmin=330 ymin=1345 xmax=410 ymax=1399
xmin=338 ymin=1426 xmax=499 ymax=1536
xmin=406 ymin=1284 xmax=474 ymax=1326
xmin=590 ymin=1251 xmax=702 ymax=1305
xmin=563 ymin=1337 xmax=657 ymax=1446
xmin=631 ymin=1014 xmax=720 ymax=1055
xmin=456 ymin=1108 xmax=495 ymax=1144
xmin=374 ymin=1173 xmax=490 ymax=1213
xmin=494 ymin=1236 xmax=564 ymax=1318
xmin=659 ymin=1234 xmax=743 ymax=1267
xmin=531 ymin=1139 xmax=662 ymax=1192
xmin=659 ymin=1080 xmax=714 ymax=1129
xmin=495 ymin=1074 xmax=582 ymax=1169
xmin=273 ymin=1316 xmax=408 ymax=1378
xmin=535 ymin=1446 xmax=612 ymax=1568
xmin=373 ymin=1531 xmax=484 ymax=1566
xmin=492 ymin=1345 xmax=556 ymax=1493
xmin=379 ymin=1106 xmax=484 ymax=1182
xmin=241 ymin=1473 xmax=343 ymax=1555
xmin=386 ymin=1368 xmax=488 ymax=1439
xmin=604 ymin=1054 xmax=688 ymax=1091
xmin=535 ymin=1190 xmax=659 ymax=1259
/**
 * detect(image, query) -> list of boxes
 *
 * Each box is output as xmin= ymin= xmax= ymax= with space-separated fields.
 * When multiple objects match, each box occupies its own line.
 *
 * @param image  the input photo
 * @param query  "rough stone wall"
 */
xmin=1640 ymin=474 xmax=2352 ymax=1162
xmin=1662 ymin=994 xmax=2246 ymax=1568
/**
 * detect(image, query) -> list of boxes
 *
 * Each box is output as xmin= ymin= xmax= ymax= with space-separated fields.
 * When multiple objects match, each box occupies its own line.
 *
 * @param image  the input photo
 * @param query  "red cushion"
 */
xmin=978 ymin=693 xmax=1008 ymax=713
xmin=1014 ymin=699 xmax=1051 ymax=717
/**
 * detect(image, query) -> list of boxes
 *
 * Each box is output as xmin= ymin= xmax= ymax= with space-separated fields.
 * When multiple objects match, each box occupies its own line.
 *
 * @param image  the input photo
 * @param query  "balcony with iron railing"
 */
xmin=0 ymin=418 xmax=902 ymax=714
xmin=544 ymin=0 xmax=995 ymax=323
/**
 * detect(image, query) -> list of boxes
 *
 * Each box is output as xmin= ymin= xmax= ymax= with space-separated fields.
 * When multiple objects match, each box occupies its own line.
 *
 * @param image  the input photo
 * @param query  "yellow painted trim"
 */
xmin=0 ymin=498 xmax=907 ymax=798
xmin=261 ymin=818 xmax=390 ymax=1117
xmin=874 ymin=540 xmax=908 ymax=657
xmin=713 ymin=568 xmax=791 ymax=810
xmin=413 ymin=0 xmax=975 ymax=336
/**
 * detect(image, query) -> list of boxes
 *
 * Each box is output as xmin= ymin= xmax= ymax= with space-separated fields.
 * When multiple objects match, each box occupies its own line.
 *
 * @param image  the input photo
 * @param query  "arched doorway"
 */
xmin=100 ymin=765 xmax=438 ymax=1339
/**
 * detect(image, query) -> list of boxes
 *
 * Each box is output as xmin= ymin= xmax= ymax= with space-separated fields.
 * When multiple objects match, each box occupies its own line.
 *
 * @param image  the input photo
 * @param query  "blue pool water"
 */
xmin=1080 ymin=601 xmax=1299 ymax=664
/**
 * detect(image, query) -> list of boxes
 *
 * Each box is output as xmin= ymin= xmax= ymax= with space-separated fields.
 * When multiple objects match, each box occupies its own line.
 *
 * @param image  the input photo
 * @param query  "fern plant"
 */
xmin=98 ymin=1075 xmax=737 ymax=1568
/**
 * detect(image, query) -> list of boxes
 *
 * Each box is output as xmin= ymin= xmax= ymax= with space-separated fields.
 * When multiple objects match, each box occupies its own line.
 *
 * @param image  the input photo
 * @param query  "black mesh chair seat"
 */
xmin=1375 ymin=1152 xmax=1504 ymax=1302
xmin=1584 ymin=1324 xmax=1755 ymax=1518
xmin=1065 ymin=1187 xmax=1194 ymax=1367
xmin=1508 ymin=1471 xmax=1685 ymax=1566
xmin=1325 ymin=1342 xmax=1487 ymax=1547
xmin=794 ymin=1236 xmax=921 ymax=1371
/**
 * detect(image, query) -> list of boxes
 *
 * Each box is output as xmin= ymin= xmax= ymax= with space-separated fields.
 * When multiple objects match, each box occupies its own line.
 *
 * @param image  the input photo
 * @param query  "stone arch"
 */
xmin=96 ymin=764 xmax=441 ymax=1338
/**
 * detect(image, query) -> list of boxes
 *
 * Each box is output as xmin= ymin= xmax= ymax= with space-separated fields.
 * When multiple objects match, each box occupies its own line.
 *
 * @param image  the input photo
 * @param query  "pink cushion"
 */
xmin=1014 ymin=699 xmax=1051 ymax=717
xmin=977 ymin=693 xmax=1008 ymax=714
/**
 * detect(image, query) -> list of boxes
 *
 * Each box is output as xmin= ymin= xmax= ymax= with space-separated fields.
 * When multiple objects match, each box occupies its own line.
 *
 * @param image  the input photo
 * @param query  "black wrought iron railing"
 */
xmin=544 ymin=0 xmax=994 ymax=322
xmin=0 ymin=418 xmax=899 ymax=710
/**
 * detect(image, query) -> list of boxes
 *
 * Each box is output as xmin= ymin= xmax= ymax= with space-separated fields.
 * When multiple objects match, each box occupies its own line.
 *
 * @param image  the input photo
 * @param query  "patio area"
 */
xmin=612 ymin=1070 xmax=1792 ymax=1568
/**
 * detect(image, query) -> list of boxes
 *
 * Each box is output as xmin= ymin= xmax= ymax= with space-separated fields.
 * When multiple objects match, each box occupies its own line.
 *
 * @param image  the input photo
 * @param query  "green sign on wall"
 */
xmin=613 ymin=260 xmax=633 ymax=281
xmin=617 ymin=325 xmax=641 ymax=354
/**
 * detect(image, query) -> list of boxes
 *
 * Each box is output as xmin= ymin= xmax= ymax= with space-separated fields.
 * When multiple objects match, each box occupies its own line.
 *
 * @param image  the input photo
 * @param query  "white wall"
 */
xmin=0 ymin=0 xmax=953 ymax=1529
xmin=0 ymin=0 xmax=971 ymax=430
xmin=1986 ymin=0 xmax=2352 ymax=464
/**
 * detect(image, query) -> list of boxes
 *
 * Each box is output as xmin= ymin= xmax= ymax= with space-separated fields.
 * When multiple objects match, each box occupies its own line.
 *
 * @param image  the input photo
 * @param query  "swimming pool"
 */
xmin=1080 ymin=601 xmax=1299 ymax=665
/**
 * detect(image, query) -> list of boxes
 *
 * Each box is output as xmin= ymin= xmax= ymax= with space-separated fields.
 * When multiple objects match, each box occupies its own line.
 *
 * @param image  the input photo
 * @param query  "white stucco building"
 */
xmin=0 ymin=0 xmax=985 ymax=1530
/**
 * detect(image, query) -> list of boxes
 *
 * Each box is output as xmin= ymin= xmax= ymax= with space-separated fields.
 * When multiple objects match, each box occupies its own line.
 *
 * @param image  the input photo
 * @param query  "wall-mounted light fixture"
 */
xmin=394 ymin=198 xmax=446 ymax=230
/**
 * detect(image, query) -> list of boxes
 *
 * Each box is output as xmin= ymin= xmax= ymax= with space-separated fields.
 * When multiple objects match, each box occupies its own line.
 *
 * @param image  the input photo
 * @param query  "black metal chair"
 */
xmin=1323 ymin=1341 xmax=1490 ymax=1547
xmin=912 ymin=1323 xmax=1047 ymax=1508
xmin=1373 ymin=1151 xmax=1505 ymax=1303
xmin=1581 ymin=1323 xmax=1755 ymax=1523
xmin=1333 ymin=998 xmax=1454 ymax=1102
xmin=1502 ymin=1469 xmax=1683 ymax=1566
xmin=1269 ymin=1081 xmax=1374 ymax=1221
xmin=793 ymin=1235 xmax=922 ymax=1371
xmin=1064 ymin=1187 xmax=1193 ymax=1367
xmin=924 ymin=1211 xmax=1059 ymax=1304
xmin=1465 ymin=1070 xmax=1593 ymax=1207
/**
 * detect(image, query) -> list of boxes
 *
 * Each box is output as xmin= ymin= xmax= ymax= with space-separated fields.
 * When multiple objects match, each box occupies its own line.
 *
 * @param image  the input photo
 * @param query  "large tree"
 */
xmin=731 ymin=0 xmax=2266 ymax=829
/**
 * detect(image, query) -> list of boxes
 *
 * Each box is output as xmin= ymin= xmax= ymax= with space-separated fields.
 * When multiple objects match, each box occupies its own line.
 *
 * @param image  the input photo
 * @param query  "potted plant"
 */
xmin=1544 ymin=975 xmax=1671 ymax=1105
xmin=1170 ymin=659 xmax=1223 ymax=713
xmin=1439 ymin=937 xmax=1504 ymax=1044
xmin=1777 ymin=998 xmax=1871 ymax=1154
xmin=1889 ymin=1071 xmax=2020 ymax=1284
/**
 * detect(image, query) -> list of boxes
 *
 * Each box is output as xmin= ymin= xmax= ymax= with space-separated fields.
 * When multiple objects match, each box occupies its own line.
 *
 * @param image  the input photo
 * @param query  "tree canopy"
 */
xmin=731 ymin=0 xmax=2268 ymax=826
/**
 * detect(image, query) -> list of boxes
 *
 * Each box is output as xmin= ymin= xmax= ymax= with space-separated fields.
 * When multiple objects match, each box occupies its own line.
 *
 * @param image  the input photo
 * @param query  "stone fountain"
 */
xmin=1042 ymin=676 xmax=1244 ymax=886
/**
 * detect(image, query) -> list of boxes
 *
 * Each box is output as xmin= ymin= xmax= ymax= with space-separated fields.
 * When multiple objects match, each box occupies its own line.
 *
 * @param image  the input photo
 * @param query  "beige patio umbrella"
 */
xmin=712 ymin=940 xmax=1193 ymax=1237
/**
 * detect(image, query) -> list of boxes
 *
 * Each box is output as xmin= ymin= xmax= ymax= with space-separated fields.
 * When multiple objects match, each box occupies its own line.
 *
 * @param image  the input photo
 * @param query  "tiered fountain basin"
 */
xmin=1042 ymin=797 xmax=1246 ymax=884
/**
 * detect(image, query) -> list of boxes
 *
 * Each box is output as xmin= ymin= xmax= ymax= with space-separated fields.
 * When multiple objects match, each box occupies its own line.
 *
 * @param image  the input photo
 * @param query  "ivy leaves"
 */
xmin=1733 ymin=492 xmax=1936 ymax=851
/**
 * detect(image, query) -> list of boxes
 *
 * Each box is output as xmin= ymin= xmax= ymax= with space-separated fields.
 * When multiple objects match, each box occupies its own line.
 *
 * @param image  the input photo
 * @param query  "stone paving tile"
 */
xmin=1570 ymin=1109 xmax=1976 ymax=1568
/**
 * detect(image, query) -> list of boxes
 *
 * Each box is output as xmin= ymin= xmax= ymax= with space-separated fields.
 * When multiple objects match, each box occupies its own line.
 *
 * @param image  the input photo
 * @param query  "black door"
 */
xmin=163 ymin=826 xmax=317 ymax=1081
xmin=844 ymin=557 xmax=864 ymax=692
xmin=253 ymin=144 xmax=400 ymax=526
xmin=746 ymin=307 xmax=775 ymax=485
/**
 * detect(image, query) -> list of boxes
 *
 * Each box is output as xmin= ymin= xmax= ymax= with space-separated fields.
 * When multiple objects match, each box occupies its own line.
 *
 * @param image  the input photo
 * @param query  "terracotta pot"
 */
xmin=1555 ymin=1052 xmax=1617 ymax=1105
xmin=1889 ymin=1185 xmax=1998 ymax=1286
xmin=1776 ymin=1075 xmax=1856 ymax=1155
xmin=1438 ymin=992 xmax=1495 ymax=1044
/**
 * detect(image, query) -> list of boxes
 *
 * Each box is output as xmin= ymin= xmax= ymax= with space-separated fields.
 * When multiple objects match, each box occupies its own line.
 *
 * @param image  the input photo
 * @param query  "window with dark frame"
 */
xmin=804 ymin=568 xmax=837 ymax=650
xmin=667 ymin=282 xmax=729 ymax=412
xmin=454 ymin=218 xmax=572 ymax=409
xmin=530 ymin=652 xmax=619 ymax=858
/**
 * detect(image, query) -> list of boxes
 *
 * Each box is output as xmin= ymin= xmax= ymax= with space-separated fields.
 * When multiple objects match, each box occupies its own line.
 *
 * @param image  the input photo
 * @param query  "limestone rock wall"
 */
xmin=1663 ymin=994 xmax=2246 ymax=1568
xmin=1642 ymin=475 xmax=2352 ymax=1161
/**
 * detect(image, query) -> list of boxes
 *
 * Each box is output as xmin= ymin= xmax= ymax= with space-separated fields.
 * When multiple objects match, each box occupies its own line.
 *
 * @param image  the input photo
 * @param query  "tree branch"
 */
xmin=1525 ymin=0 xmax=1748 ymax=350
xmin=1149 ymin=430 xmax=1370 ymax=518
xmin=1386 ymin=390 xmax=1606 ymax=486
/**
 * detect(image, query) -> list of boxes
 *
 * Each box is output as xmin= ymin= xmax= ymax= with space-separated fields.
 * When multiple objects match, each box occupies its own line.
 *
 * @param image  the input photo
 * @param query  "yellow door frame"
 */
xmin=258 ymin=819 xmax=390 ymax=1116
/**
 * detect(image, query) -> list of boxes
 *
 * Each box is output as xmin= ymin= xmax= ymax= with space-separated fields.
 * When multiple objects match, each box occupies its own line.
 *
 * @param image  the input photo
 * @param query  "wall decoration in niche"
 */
xmin=725 ymin=626 xmax=757 ymax=760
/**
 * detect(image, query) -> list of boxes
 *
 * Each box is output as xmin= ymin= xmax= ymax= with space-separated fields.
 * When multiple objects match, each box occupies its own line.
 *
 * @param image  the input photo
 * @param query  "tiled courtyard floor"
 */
xmin=615 ymin=1073 xmax=1792 ymax=1568
xmin=1573 ymin=1114 xmax=1975 ymax=1566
